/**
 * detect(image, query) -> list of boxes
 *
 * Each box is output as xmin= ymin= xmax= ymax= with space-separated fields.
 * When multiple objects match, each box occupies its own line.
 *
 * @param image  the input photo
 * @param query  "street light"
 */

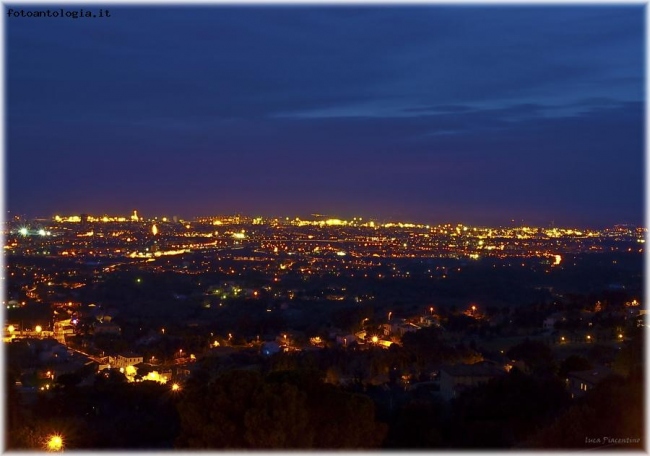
xmin=371 ymin=336 xmax=379 ymax=344
xmin=171 ymin=383 xmax=180 ymax=392
xmin=45 ymin=434 xmax=63 ymax=452
xmin=388 ymin=311 xmax=392 ymax=321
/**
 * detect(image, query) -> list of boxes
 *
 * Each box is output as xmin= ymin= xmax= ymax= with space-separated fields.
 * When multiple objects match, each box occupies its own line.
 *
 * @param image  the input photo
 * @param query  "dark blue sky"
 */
xmin=6 ymin=5 xmax=645 ymax=227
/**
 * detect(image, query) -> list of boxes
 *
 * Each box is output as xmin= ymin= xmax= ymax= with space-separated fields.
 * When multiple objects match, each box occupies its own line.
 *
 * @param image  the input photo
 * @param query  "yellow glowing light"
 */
xmin=54 ymin=215 xmax=62 ymax=222
xmin=35 ymin=325 xmax=42 ymax=333
xmin=325 ymin=219 xmax=343 ymax=226
xmin=371 ymin=336 xmax=379 ymax=343
xmin=586 ymin=335 xmax=591 ymax=340
xmin=554 ymin=255 xmax=562 ymax=265
xmin=152 ymin=224 xmax=158 ymax=236
xmin=561 ymin=336 xmax=565 ymax=341
xmin=618 ymin=334 xmax=623 ymax=339
xmin=7 ymin=325 xmax=14 ymax=333
xmin=171 ymin=383 xmax=180 ymax=391
xmin=212 ymin=220 xmax=223 ymax=225
xmin=45 ymin=434 xmax=63 ymax=452
xmin=232 ymin=232 xmax=245 ymax=239
xmin=125 ymin=365 xmax=137 ymax=376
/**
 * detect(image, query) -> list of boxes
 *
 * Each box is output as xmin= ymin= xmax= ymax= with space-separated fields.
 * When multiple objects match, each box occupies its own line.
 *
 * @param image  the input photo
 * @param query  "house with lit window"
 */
xmin=566 ymin=366 xmax=613 ymax=398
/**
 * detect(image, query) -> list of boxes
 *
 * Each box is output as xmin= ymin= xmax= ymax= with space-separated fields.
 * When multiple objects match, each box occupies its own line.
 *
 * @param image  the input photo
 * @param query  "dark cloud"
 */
xmin=6 ymin=5 xmax=644 ymax=226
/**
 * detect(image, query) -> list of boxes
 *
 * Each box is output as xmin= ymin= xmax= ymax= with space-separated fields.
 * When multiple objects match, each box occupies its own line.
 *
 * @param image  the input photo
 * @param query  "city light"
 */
xmin=171 ymin=383 xmax=180 ymax=391
xmin=45 ymin=434 xmax=64 ymax=452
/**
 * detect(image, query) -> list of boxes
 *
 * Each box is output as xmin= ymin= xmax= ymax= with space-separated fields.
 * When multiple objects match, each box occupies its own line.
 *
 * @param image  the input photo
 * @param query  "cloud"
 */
xmin=6 ymin=6 xmax=644 ymax=225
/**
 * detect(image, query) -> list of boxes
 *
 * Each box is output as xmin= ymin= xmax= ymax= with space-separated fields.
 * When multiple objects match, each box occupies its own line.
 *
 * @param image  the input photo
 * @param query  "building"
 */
xmin=440 ymin=362 xmax=506 ymax=401
xmin=93 ymin=321 xmax=121 ymax=336
xmin=566 ymin=366 xmax=613 ymax=398
xmin=109 ymin=352 xmax=144 ymax=369
xmin=392 ymin=321 xmax=420 ymax=336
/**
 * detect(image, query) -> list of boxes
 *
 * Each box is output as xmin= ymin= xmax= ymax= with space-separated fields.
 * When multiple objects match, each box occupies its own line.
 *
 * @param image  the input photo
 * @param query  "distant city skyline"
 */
xmin=7 ymin=208 xmax=643 ymax=230
xmin=7 ymin=6 xmax=644 ymax=228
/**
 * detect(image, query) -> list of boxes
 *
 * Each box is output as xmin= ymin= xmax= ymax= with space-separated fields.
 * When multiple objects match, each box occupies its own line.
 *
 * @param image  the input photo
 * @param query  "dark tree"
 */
xmin=506 ymin=339 xmax=557 ymax=376
xmin=558 ymin=355 xmax=592 ymax=378
xmin=176 ymin=369 xmax=387 ymax=449
xmin=447 ymin=369 xmax=570 ymax=448
xmin=525 ymin=375 xmax=642 ymax=449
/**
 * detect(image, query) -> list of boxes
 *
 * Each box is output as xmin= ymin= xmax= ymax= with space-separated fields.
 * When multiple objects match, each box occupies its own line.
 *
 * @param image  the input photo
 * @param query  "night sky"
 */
xmin=6 ymin=5 xmax=645 ymax=227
